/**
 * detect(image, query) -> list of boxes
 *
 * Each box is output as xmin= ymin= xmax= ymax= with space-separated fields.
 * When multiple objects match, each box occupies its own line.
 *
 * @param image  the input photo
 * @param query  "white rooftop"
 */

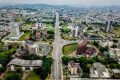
xmin=8 ymin=58 xmax=43 ymax=67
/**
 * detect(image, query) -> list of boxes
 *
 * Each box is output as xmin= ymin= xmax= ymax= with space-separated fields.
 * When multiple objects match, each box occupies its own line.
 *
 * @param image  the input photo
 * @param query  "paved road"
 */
xmin=2 ymin=40 xmax=23 ymax=43
xmin=52 ymin=12 xmax=81 ymax=80
xmin=52 ymin=12 xmax=63 ymax=80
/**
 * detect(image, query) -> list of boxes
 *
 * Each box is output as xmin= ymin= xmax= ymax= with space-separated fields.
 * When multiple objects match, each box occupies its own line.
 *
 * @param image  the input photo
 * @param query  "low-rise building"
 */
xmin=88 ymin=34 xmax=101 ymax=41
xmin=104 ymin=48 xmax=116 ymax=58
xmin=112 ymin=69 xmax=120 ymax=74
xmin=8 ymin=58 xmax=43 ymax=71
xmin=22 ymin=40 xmax=51 ymax=56
xmin=90 ymin=62 xmax=110 ymax=78
xmin=99 ymin=40 xmax=113 ymax=47
xmin=15 ymin=46 xmax=29 ymax=58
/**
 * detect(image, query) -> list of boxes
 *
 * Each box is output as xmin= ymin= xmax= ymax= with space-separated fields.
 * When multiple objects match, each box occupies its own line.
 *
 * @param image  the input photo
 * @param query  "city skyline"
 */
xmin=0 ymin=0 xmax=120 ymax=7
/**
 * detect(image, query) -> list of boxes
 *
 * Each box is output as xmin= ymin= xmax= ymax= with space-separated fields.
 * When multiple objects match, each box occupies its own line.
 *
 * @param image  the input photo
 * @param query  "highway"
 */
xmin=52 ymin=12 xmax=63 ymax=80
xmin=52 ymin=12 xmax=80 ymax=80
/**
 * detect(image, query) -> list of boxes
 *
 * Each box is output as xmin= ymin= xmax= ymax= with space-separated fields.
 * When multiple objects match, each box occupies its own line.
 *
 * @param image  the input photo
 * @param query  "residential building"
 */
xmin=68 ymin=61 xmax=81 ymax=78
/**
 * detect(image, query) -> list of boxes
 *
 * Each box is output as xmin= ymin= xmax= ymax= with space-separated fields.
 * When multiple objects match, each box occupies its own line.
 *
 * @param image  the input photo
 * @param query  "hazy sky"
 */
xmin=0 ymin=0 xmax=120 ymax=6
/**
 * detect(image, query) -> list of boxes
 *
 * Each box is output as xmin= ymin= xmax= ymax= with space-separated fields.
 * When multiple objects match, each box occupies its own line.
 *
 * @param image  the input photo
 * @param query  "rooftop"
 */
xmin=68 ymin=61 xmax=80 ymax=75
xmin=91 ymin=62 xmax=110 ymax=78
xmin=8 ymin=58 xmax=43 ymax=67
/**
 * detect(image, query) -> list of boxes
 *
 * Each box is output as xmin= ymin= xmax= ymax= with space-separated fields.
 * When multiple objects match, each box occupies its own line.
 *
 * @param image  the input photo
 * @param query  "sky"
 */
xmin=0 ymin=0 xmax=120 ymax=6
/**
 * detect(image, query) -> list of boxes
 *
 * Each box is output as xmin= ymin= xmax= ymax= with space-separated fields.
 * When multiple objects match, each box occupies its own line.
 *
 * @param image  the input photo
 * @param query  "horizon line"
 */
xmin=0 ymin=3 xmax=120 ymax=8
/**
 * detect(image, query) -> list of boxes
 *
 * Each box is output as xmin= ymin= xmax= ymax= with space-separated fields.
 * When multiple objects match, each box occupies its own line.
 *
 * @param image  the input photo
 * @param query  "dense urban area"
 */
xmin=0 ymin=4 xmax=120 ymax=80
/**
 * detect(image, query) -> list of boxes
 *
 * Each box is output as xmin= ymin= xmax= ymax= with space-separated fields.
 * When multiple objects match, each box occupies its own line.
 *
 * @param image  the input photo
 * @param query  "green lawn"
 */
xmin=19 ymin=33 xmax=30 ymax=41
xmin=27 ymin=71 xmax=40 ymax=80
xmin=62 ymin=27 xmax=70 ymax=33
xmin=44 ymin=26 xmax=55 ymax=31
xmin=63 ymin=43 xmax=77 ymax=55
xmin=113 ymin=27 xmax=120 ymax=36
xmin=22 ymin=24 xmax=31 ymax=30
xmin=45 ymin=23 xmax=54 ymax=27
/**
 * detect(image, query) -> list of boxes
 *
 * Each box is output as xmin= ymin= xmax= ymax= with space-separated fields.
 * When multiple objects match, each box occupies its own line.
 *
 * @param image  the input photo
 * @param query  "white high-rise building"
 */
xmin=9 ymin=22 xmax=24 ymax=40
xmin=74 ymin=26 xmax=79 ymax=37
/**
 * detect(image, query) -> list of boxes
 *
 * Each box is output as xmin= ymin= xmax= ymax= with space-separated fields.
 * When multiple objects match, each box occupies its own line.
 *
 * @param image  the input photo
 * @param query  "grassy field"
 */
xmin=19 ymin=33 xmax=30 ymax=41
xmin=113 ymin=27 xmax=120 ymax=36
xmin=45 ymin=23 xmax=54 ymax=27
xmin=63 ymin=43 xmax=77 ymax=55
xmin=22 ymin=24 xmax=31 ymax=30
xmin=26 ymin=71 xmax=40 ymax=80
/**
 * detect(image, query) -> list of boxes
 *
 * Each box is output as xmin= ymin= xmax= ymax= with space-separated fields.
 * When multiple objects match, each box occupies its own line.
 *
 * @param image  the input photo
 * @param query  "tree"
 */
xmin=0 ymin=67 xmax=5 ymax=72
xmin=42 ymin=57 xmax=53 ymax=70
xmin=111 ymin=44 xmax=117 ymax=48
xmin=84 ymin=32 xmax=88 ymax=37
xmin=22 ymin=54 xmax=42 ymax=60
xmin=87 ymin=58 xmax=96 ymax=64
xmin=99 ymin=58 xmax=118 ymax=65
xmin=87 ymin=27 xmax=93 ymax=30
xmin=61 ymin=28 xmax=70 ymax=33
xmin=93 ymin=40 xmax=99 ymax=47
xmin=47 ymin=34 xmax=54 ymax=39
xmin=34 ymin=56 xmax=53 ymax=80
xmin=81 ymin=64 xmax=90 ymax=78
xmin=99 ymin=46 xmax=108 ymax=52
xmin=47 ymin=30 xmax=54 ymax=34
xmin=116 ymin=64 xmax=120 ymax=69
xmin=109 ymin=64 xmax=117 ymax=69
xmin=0 ymin=48 xmax=16 ymax=65
xmin=92 ymin=56 xmax=99 ymax=62
xmin=0 ymin=48 xmax=16 ymax=73
xmin=6 ymin=72 xmax=20 ymax=80
xmin=62 ymin=56 xmax=72 ymax=65
xmin=113 ymin=39 xmax=118 ymax=43
xmin=77 ymin=57 xmax=87 ymax=64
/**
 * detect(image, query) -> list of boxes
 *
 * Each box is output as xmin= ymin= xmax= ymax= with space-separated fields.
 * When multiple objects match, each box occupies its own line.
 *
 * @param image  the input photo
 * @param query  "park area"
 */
xmin=62 ymin=43 xmax=77 ymax=56
xmin=19 ymin=33 xmax=30 ymax=41
xmin=113 ymin=27 xmax=120 ymax=38
xmin=26 ymin=71 xmax=40 ymax=80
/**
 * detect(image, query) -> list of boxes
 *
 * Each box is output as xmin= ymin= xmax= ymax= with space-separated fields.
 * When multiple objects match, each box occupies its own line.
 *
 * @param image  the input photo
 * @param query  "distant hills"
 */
xmin=0 ymin=4 xmax=72 ymax=9
xmin=0 ymin=3 xmax=120 ymax=9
